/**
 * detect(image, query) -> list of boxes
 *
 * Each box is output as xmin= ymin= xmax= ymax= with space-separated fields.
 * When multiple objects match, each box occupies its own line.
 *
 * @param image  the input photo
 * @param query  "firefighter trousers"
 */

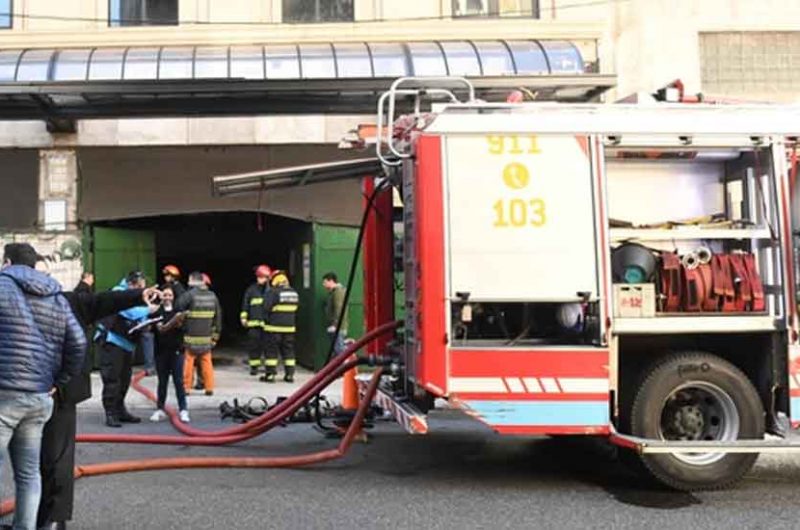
xmin=37 ymin=400 xmax=76 ymax=526
xmin=247 ymin=328 xmax=267 ymax=370
xmin=265 ymin=333 xmax=296 ymax=377
xmin=184 ymin=350 xmax=215 ymax=392
xmin=99 ymin=342 xmax=133 ymax=415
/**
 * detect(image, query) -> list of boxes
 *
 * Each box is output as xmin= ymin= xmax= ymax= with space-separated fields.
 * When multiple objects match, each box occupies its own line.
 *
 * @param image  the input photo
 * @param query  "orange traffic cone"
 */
xmin=342 ymin=354 xmax=359 ymax=411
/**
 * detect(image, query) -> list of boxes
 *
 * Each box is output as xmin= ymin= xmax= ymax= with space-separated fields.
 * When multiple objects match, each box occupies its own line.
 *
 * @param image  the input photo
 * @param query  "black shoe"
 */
xmin=194 ymin=382 xmax=204 ymax=390
xmin=38 ymin=522 xmax=66 ymax=530
xmin=205 ymin=390 xmax=214 ymax=396
xmin=249 ymin=367 xmax=259 ymax=376
xmin=260 ymin=374 xmax=276 ymax=383
xmin=105 ymin=413 xmax=122 ymax=428
xmin=118 ymin=411 xmax=142 ymax=424
xmin=283 ymin=374 xmax=294 ymax=383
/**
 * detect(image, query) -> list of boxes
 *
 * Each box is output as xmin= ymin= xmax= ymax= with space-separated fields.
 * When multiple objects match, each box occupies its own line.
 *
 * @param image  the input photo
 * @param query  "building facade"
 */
xmin=0 ymin=0 xmax=797 ymax=365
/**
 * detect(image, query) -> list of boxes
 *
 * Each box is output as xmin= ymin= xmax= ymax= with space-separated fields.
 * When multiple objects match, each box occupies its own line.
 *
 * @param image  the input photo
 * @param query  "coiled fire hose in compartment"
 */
xmin=0 ymin=321 xmax=400 ymax=518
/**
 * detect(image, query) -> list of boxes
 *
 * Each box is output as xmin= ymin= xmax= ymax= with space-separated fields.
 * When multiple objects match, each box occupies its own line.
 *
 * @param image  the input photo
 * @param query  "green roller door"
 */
xmin=90 ymin=226 xmax=156 ymax=290
xmin=296 ymin=223 xmax=364 ymax=370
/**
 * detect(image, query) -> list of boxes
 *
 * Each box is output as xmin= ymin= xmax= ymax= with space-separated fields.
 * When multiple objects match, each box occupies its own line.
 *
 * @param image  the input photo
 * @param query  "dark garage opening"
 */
xmin=92 ymin=212 xmax=309 ymax=348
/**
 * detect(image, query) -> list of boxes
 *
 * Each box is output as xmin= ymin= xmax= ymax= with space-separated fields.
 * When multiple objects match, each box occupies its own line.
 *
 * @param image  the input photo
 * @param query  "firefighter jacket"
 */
xmin=263 ymin=286 xmax=299 ymax=334
xmin=180 ymin=286 xmax=222 ymax=353
xmin=240 ymin=283 xmax=269 ymax=328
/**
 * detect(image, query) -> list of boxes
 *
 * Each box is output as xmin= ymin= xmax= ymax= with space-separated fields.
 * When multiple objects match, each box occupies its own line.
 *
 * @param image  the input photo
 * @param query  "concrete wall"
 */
xmin=0 ymin=231 xmax=84 ymax=289
xmin=553 ymin=0 xmax=800 ymax=100
xmin=76 ymin=144 xmax=365 ymax=225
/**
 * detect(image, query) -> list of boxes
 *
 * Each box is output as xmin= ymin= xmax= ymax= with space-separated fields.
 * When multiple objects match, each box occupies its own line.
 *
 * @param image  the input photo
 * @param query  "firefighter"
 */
xmin=181 ymin=271 xmax=222 ymax=396
xmin=162 ymin=264 xmax=186 ymax=299
xmin=262 ymin=271 xmax=298 ymax=383
xmin=241 ymin=265 xmax=271 ymax=376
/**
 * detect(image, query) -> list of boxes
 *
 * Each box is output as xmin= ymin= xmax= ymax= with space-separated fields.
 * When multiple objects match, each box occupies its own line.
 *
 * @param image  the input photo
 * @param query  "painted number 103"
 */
xmin=493 ymin=198 xmax=546 ymax=228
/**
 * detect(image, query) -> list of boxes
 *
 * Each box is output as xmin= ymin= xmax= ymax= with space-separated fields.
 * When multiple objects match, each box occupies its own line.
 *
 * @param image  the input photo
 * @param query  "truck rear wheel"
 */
xmin=629 ymin=351 xmax=764 ymax=491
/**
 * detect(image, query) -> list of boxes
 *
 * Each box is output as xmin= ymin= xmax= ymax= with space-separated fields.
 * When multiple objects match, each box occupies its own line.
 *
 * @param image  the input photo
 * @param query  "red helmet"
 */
xmin=255 ymin=265 xmax=272 ymax=278
xmin=201 ymin=273 xmax=212 ymax=286
xmin=162 ymin=264 xmax=181 ymax=277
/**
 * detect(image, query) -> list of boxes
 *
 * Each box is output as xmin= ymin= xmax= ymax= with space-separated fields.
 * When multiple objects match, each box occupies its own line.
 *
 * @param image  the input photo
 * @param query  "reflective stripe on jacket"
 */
xmin=264 ymin=286 xmax=298 ymax=333
xmin=240 ymin=283 xmax=268 ymax=328
xmin=182 ymin=286 xmax=222 ymax=353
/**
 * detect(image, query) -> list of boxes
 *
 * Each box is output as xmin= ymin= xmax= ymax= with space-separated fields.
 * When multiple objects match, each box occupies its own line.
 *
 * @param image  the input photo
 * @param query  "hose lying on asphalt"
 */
xmin=75 ymin=320 xmax=400 ymax=445
xmin=0 ymin=367 xmax=384 ymax=518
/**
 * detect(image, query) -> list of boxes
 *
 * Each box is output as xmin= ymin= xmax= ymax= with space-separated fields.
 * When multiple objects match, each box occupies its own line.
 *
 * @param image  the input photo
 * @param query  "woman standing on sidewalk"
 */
xmin=150 ymin=287 xmax=190 ymax=423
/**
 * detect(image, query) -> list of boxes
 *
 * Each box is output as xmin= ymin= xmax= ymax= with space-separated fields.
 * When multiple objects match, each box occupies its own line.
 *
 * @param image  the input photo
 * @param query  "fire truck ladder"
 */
xmin=376 ymin=76 xmax=476 ymax=166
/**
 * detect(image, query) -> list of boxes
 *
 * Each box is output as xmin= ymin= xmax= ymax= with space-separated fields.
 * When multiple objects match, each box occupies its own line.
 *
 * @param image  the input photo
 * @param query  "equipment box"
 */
xmin=613 ymin=284 xmax=656 ymax=318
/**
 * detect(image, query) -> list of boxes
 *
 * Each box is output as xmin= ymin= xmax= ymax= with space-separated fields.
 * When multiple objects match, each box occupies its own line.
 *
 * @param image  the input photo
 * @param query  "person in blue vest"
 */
xmin=95 ymin=271 xmax=158 ymax=428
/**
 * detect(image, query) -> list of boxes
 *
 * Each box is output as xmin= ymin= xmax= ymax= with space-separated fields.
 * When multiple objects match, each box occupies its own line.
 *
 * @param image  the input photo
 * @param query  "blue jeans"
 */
xmin=0 ymin=390 xmax=54 ymax=530
xmin=140 ymin=331 xmax=155 ymax=372
xmin=328 ymin=331 xmax=348 ymax=357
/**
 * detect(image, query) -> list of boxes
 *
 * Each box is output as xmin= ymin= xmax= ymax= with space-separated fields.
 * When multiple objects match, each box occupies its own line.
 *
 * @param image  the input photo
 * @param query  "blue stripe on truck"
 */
xmin=465 ymin=400 xmax=608 ymax=426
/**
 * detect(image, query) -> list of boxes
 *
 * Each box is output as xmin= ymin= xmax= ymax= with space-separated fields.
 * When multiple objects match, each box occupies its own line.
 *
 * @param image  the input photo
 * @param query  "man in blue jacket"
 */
xmin=95 ymin=271 xmax=156 ymax=428
xmin=0 ymin=243 xmax=86 ymax=530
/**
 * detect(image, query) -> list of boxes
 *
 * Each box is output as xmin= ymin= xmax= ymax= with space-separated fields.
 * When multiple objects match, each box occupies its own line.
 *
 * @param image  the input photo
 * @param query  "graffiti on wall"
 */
xmin=0 ymin=232 xmax=83 ymax=290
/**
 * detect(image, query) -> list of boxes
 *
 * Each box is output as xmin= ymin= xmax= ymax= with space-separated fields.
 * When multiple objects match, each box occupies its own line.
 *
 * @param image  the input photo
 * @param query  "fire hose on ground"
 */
xmin=0 ymin=321 xmax=400 ymax=518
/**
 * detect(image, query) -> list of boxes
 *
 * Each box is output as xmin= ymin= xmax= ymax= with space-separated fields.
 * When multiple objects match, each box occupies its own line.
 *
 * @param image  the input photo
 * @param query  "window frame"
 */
xmin=0 ymin=0 xmax=12 ymax=30
xmin=108 ymin=0 xmax=179 ymax=28
xmin=281 ymin=0 xmax=355 ymax=24
xmin=452 ymin=0 xmax=540 ymax=18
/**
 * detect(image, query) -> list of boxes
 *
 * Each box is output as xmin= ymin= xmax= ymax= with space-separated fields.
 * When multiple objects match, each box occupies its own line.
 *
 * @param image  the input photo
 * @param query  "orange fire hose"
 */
xmin=74 ymin=320 xmax=399 ymax=445
xmin=120 ymin=320 xmax=400 ymax=439
xmin=0 ymin=367 xmax=384 ymax=518
xmin=2 ymin=321 xmax=400 ymax=519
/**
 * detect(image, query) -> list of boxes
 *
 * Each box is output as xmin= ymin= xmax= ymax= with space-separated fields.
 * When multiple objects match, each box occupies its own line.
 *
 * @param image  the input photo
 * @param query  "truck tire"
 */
xmin=629 ymin=351 xmax=764 ymax=491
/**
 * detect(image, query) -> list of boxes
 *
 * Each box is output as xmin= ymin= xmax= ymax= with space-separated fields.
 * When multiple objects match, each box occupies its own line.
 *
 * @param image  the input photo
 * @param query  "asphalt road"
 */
xmin=5 ymin=405 xmax=800 ymax=530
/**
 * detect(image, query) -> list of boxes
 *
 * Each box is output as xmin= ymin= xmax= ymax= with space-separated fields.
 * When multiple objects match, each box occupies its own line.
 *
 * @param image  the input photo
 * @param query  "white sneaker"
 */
xmin=150 ymin=409 xmax=167 ymax=422
xmin=179 ymin=410 xmax=191 ymax=423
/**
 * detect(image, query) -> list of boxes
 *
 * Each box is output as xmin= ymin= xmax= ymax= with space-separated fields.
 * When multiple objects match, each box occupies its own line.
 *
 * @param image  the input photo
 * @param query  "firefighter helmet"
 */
xmin=255 ymin=264 xmax=272 ymax=278
xmin=202 ymin=273 xmax=212 ymax=286
xmin=271 ymin=272 xmax=289 ymax=287
xmin=162 ymin=264 xmax=181 ymax=277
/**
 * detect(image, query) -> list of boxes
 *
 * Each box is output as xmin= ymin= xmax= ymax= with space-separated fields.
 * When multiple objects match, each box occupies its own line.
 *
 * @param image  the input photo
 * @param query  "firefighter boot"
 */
xmin=283 ymin=359 xmax=296 ymax=383
xmin=260 ymin=366 xmax=277 ymax=383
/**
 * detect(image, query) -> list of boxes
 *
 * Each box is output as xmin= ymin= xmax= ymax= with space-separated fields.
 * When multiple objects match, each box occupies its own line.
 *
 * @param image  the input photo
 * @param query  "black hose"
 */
xmin=314 ymin=178 xmax=393 ymax=431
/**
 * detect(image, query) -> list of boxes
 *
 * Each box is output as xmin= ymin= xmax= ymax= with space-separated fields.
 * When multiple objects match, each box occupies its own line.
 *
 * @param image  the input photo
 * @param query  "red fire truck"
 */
xmin=214 ymin=78 xmax=800 ymax=491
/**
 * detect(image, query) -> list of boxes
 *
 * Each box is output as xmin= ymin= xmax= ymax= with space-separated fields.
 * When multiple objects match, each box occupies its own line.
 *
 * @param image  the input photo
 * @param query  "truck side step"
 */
xmin=356 ymin=375 xmax=428 ymax=435
xmin=610 ymin=431 xmax=800 ymax=454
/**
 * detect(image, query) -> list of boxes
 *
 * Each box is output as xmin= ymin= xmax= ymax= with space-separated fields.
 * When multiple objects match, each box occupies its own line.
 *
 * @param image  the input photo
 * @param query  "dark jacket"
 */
xmin=264 ymin=285 xmax=299 ymax=333
xmin=241 ymin=282 xmax=268 ymax=328
xmin=74 ymin=280 xmax=93 ymax=294
xmin=180 ymin=286 xmax=222 ymax=353
xmin=164 ymin=280 xmax=186 ymax=300
xmin=155 ymin=305 xmax=185 ymax=356
xmin=94 ymin=279 xmax=150 ymax=353
xmin=61 ymin=288 xmax=145 ymax=403
xmin=0 ymin=265 xmax=86 ymax=394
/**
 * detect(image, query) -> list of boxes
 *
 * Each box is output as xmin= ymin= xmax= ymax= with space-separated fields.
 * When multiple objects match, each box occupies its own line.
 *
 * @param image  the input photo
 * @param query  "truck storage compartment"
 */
xmin=605 ymin=145 xmax=783 ymax=327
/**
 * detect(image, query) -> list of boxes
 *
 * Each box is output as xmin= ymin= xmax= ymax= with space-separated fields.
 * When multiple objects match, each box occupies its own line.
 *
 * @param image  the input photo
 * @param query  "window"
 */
xmin=452 ymin=0 xmax=539 ymax=17
xmin=109 ymin=0 xmax=178 ymax=27
xmin=282 ymin=0 xmax=354 ymax=23
xmin=700 ymin=32 xmax=800 ymax=100
xmin=0 ymin=0 xmax=11 ymax=29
